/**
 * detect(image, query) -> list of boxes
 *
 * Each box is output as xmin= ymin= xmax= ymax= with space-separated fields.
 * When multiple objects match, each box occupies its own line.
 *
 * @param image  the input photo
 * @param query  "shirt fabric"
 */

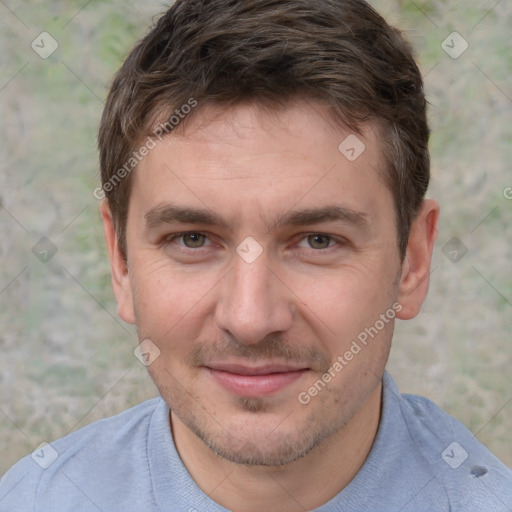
xmin=1 ymin=371 xmax=511 ymax=511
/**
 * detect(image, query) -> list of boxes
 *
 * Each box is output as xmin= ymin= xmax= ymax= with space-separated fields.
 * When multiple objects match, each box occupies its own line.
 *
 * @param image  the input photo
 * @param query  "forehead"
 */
xmin=130 ymin=99 xmax=392 ymax=229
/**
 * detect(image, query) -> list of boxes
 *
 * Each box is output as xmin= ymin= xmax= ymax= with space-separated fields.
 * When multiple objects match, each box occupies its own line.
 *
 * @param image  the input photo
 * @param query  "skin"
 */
xmin=101 ymin=98 xmax=439 ymax=511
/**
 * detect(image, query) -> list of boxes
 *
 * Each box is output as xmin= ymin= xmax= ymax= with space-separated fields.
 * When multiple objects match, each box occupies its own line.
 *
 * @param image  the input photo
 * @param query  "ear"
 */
xmin=396 ymin=198 xmax=440 ymax=320
xmin=100 ymin=200 xmax=136 ymax=324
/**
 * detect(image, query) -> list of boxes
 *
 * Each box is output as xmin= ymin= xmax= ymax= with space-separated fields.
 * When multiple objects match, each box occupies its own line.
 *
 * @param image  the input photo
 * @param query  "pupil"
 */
xmin=185 ymin=234 xmax=203 ymax=247
xmin=311 ymin=235 xmax=328 ymax=249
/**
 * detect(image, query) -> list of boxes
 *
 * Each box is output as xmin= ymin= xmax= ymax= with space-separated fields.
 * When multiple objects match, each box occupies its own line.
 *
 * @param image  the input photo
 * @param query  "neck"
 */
xmin=171 ymin=382 xmax=382 ymax=512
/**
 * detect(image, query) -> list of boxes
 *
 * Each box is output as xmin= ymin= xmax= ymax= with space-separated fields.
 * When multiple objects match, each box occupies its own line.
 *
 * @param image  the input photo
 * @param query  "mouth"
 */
xmin=204 ymin=362 xmax=310 ymax=397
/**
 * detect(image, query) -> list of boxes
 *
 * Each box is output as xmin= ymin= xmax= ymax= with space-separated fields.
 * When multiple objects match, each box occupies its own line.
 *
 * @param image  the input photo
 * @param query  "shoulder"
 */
xmin=0 ymin=397 xmax=164 ymax=512
xmin=398 ymin=387 xmax=512 ymax=510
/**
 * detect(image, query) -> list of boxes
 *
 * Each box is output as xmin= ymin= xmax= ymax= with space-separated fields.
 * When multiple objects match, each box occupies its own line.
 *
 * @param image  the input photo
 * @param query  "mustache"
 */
xmin=185 ymin=333 xmax=332 ymax=372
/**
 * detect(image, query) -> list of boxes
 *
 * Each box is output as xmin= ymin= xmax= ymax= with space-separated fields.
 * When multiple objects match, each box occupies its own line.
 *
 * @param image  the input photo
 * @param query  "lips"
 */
xmin=205 ymin=362 xmax=309 ymax=397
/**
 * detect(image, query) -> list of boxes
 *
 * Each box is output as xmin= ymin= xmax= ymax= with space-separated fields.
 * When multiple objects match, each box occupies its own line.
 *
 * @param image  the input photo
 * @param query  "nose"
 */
xmin=215 ymin=245 xmax=294 ymax=345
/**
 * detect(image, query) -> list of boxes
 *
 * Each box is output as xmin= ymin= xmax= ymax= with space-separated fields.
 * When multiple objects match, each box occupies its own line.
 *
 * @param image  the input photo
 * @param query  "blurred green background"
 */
xmin=0 ymin=0 xmax=511 ymax=474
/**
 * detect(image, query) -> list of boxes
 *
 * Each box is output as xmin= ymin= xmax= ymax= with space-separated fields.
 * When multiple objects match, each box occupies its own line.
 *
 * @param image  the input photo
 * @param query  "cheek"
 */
xmin=296 ymin=261 xmax=394 ymax=323
xmin=290 ymin=269 xmax=397 ymax=376
xmin=129 ymin=256 xmax=218 ymax=336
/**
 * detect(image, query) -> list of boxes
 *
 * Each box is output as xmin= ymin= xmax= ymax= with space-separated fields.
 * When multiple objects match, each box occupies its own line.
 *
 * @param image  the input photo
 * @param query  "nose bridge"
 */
xmin=215 ymin=245 xmax=293 ymax=344
xmin=233 ymin=250 xmax=272 ymax=308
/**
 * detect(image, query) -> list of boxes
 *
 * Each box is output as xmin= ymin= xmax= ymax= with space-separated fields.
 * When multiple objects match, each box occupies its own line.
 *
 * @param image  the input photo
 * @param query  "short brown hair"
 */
xmin=98 ymin=0 xmax=429 ymax=260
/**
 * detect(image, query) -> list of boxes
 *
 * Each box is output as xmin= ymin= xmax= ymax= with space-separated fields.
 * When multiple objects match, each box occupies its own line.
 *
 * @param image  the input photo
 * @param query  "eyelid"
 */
xmin=295 ymin=232 xmax=347 ymax=250
xmin=163 ymin=231 xmax=213 ymax=248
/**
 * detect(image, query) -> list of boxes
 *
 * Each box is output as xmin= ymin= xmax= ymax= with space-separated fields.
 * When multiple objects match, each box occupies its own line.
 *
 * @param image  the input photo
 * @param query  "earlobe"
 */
xmin=396 ymin=199 xmax=440 ymax=320
xmin=99 ymin=200 xmax=136 ymax=324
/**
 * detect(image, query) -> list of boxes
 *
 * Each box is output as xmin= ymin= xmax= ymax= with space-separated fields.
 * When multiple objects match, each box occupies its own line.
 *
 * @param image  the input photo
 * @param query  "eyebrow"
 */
xmin=145 ymin=204 xmax=230 ymax=230
xmin=269 ymin=204 xmax=368 ymax=231
xmin=144 ymin=203 xmax=369 ymax=231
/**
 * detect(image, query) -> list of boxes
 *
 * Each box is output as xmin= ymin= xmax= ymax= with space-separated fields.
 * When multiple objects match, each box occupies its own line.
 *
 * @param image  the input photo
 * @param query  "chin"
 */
xmin=178 ymin=402 xmax=343 ymax=467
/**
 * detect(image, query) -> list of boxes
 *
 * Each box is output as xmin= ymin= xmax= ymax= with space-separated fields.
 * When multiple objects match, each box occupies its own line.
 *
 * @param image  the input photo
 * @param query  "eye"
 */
xmin=297 ymin=234 xmax=340 ymax=250
xmin=165 ymin=232 xmax=211 ymax=249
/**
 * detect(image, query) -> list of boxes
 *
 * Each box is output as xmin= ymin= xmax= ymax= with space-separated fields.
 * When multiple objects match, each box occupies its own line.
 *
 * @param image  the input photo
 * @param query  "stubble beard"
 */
xmin=165 ymin=379 xmax=372 ymax=467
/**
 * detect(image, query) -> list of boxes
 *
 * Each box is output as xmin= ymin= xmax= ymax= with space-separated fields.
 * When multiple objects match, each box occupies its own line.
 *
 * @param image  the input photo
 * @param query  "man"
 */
xmin=1 ymin=0 xmax=511 ymax=510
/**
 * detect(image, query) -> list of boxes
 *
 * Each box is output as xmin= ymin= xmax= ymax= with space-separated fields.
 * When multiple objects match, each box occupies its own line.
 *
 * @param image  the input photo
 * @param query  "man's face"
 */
xmin=118 ymin=99 xmax=405 ymax=465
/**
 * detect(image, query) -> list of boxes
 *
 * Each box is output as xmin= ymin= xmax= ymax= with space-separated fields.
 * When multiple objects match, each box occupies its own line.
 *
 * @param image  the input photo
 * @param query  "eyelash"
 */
xmin=163 ymin=231 xmax=345 ymax=253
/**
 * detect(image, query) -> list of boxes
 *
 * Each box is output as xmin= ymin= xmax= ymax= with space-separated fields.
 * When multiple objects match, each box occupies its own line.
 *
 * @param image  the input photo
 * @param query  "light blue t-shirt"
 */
xmin=1 ymin=371 xmax=511 ymax=511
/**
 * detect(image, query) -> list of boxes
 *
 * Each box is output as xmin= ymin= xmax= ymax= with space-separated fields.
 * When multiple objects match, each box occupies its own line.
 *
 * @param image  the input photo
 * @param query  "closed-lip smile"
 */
xmin=204 ymin=361 xmax=310 ymax=397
